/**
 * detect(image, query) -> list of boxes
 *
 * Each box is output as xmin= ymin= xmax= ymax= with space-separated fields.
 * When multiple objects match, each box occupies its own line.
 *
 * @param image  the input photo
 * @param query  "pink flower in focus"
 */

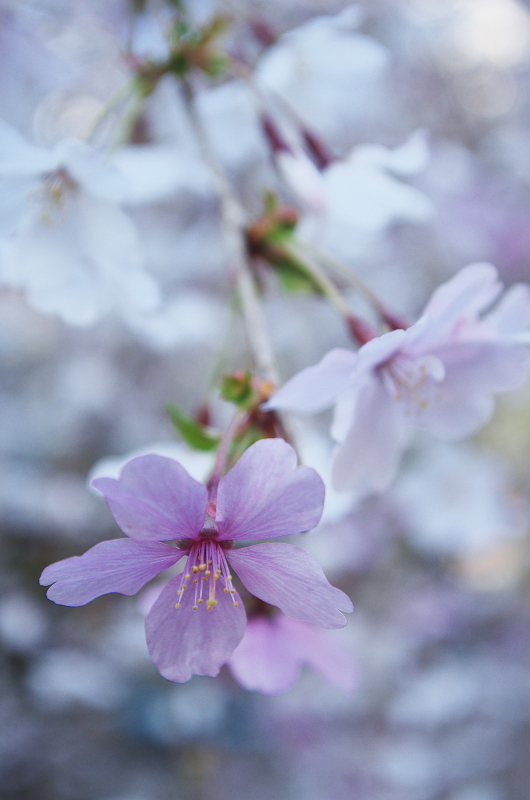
xmin=40 ymin=439 xmax=352 ymax=683
xmin=228 ymin=612 xmax=360 ymax=695
xmin=266 ymin=263 xmax=530 ymax=495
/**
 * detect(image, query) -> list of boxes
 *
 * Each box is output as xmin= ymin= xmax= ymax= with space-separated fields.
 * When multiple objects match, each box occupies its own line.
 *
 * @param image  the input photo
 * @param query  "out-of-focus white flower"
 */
xmin=256 ymin=7 xmax=389 ymax=141
xmin=275 ymin=146 xmax=328 ymax=214
xmin=298 ymin=130 xmax=434 ymax=259
xmin=0 ymin=121 xmax=162 ymax=326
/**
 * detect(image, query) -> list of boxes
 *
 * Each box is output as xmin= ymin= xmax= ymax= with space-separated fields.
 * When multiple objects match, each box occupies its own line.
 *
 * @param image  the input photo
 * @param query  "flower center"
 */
xmin=175 ymin=538 xmax=238 ymax=612
xmin=33 ymin=168 xmax=77 ymax=225
xmin=380 ymin=352 xmax=444 ymax=414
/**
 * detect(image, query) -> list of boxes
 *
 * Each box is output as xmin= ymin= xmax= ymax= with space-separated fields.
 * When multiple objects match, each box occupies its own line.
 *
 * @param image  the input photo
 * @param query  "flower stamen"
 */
xmin=174 ymin=537 xmax=238 ymax=612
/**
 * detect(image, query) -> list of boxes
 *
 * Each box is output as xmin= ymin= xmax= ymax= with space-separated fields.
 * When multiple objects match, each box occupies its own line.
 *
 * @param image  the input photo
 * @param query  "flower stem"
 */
xmin=206 ymin=407 xmax=248 ymax=512
xmin=182 ymin=81 xmax=280 ymax=386
xmin=282 ymin=242 xmax=378 ymax=344
xmin=295 ymin=238 xmax=409 ymax=331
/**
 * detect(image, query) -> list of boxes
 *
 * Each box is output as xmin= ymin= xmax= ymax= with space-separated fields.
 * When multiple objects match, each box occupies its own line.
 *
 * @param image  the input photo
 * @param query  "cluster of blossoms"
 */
xmin=19 ymin=2 xmax=530 ymax=695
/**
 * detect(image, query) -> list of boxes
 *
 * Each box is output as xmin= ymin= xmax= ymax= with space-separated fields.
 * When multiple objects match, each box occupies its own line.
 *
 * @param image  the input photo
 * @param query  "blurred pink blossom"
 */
xmin=267 ymin=263 xmax=530 ymax=495
xmin=228 ymin=612 xmax=359 ymax=695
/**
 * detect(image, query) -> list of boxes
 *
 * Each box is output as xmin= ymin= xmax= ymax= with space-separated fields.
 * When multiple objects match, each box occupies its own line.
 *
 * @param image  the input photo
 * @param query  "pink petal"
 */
xmin=215 ymin=439 xmax=324 ymax=541
xmin=413 ymin=341 xmax=530 ymax=438
xmin=92 ymin=454 xmax=208 ymax=541
xmin=283 ymin=617 xmax=360 ymax=693
xmin=331 ymin=376 xmax=408 ymax=494
xmin=145 ymin=574 xmax=247 ymax=682
xmin=40 ymin=539 xmax=182 ymax=606
xmin=227 ymin=543 xmax=352 ymax=628
xmin=228 ymin=614 xmax=360 ymax=695
xmin=487 ymin=283 xmax=530 ymax=336
xmin=228 ymin=616 xmax=303 ymax=694
xmin=354 ymin=328 xmax=408 ymax=374
xmin=421 ymin=263 xmax=502 ymax=323
xmin=264 ymin=348 xmax=357 ymax=414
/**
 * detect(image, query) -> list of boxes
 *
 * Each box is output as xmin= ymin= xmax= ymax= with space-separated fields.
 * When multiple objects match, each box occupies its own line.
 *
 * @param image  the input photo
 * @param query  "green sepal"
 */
xmin=204 ymin=53 xmax=230 ymax=77
xmin=220 ymin=372 xmax=257 ymax=409
xmin=272 ymin=255 xmax=323 ymax=294
xmin=166 ymin=403 xmax=220 ymax=451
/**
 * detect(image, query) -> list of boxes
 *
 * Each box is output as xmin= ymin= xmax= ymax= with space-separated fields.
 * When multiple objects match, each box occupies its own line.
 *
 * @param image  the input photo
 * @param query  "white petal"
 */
xmin=0 ymin=119 xmax=57 ymax=176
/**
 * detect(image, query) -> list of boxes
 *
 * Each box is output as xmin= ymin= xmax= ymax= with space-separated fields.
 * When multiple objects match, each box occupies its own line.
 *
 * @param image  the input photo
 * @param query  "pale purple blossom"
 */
xmin=266 ymin=263 xmax=530 ymax=495
xmin=228 ymin=612 xmax=359 ymax=695
xmin=40 ymin=438 xmax=352 ymax=683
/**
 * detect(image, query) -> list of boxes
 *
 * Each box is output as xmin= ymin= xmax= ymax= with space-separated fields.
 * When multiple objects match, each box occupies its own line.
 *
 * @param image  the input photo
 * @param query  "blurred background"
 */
xmin=2 ymin=1 xmax=530 ymax=798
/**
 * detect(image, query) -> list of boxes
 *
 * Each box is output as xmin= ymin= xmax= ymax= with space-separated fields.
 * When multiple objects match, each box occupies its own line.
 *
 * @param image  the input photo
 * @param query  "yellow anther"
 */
xmin=206 ymin=599 xmax=217 ymax=609
xmin=198 ymin=599 xmax=203 ymax=604
xmin=213 ymin=574 xmax=218 ymax=581
xmin=208 ymin=559 xmax=212 ymax=566
xmin=182 ymin=584 xmax=187 ymax=590
xmin=227 ymin=574 xmax=232 ymax=580
xmin=192 ymin=566 xmax=199 ymax=574
xmin=230 ymin=589 xmax=235 ymax=594
xmin=234 ymin=602 xmax=238 ymax=607
xmin=199 ymin=564 xmax=206 ymax=572
xmin=205 ymin=570 xmax=211 ymax=577
xmin=175 ymin=603 xmax=181 ymax=609
xmin=177 ymin=589 xmax=182 ymax=596
xmin=224 ymin=587 xmax=229 ymax=593
xmin=192 ymin=605 xmax=198 ymax=611
xmin=193 ymin=578 xmax=198 ymax=584
xmin=185 ymin=573 xmax=191 ymax=580
xmin=204 ymin=576 xmax=208 ymax=582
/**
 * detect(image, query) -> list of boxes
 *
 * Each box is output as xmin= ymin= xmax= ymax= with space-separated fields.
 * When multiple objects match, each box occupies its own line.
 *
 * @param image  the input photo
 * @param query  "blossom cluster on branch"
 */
xmin=3 ymin=0 xmax=529 ymax=695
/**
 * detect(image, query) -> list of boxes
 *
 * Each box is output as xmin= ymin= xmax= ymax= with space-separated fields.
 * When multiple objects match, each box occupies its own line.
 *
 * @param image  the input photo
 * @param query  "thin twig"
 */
xmin=182 ymin=81 xmax=279 ymax=385
xmin=296 ymin=238 xmax=409 ymax=330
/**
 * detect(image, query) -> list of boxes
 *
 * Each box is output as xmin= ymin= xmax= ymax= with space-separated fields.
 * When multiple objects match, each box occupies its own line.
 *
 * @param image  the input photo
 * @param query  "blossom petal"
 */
xmin=92 ymin=455 xmax=208 ymax=541
xmin=228 ymin=616 xmax=303 ymax=694
xmin=354 ymin=328 xmax=408 ymax=374
xmin=227 ymin=543 xmax=352 ymax=628
xmin=0 ymin=119 xmax=58 ymax=176
xmin=487 ymin=283 xmax=530 ymax=336
xmin=331 ymin=376 xmax=408 ymax=494
xmin=284 ymin=617 xmax=360 ymax=693
xmin=145 ymin=574 xmax=246 ymax=682
xmin=215 ymin=439 xmax=324 ymax=541
xmin=40 ymin=539 xmax=182 ymax=606
xmin=421 ymin=263 xmax=502 ymax=322
xmin=413 ymin=341 xmax=530 ymax=438
xmin=0 ymin=193 xmax=161 ymax=326
xmin=264 ymin=348 xmax=357 ymax=414
xmin=228 ymin=614 xmax=359 ymax=694
xmin=53 ymin=139 xmax=128 ymax=203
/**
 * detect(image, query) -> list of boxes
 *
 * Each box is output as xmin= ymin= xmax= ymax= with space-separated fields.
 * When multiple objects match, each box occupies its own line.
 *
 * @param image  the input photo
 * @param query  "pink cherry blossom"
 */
xmin=228 ymin=612 xmax=360 ymax=695
xmin=266 ymin=263 xmax=530 ymax=495
xmin=40 ymin=438 xmax=352 ymax=683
